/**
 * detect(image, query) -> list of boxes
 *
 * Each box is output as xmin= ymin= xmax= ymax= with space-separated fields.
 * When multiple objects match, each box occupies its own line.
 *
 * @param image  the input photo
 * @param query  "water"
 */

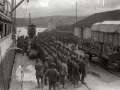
xmin=16 ymin=27 xmax=47 ymax=37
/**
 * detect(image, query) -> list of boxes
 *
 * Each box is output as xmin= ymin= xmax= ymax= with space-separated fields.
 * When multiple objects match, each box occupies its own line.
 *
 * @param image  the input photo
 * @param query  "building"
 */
xmin=48 ymin=18 xmax=56 ymax=31
xmin=73 ymin=9 xmax=120 ymax=39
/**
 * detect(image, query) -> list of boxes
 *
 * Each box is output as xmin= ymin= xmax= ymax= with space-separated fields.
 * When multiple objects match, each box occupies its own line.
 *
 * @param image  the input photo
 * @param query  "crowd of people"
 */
xmin=17 ymin=31 xmax=89 ymax=90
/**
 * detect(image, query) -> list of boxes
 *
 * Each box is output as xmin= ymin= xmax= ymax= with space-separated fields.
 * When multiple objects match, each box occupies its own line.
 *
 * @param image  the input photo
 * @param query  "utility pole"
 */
xmin=76 ymin=2 xmax=77 ymax=23
xmin=14 ymin=0 xmax=16 ymax=34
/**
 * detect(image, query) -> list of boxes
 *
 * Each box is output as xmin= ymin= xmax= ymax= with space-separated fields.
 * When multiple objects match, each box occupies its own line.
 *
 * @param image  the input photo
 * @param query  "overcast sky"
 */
xmin=12 ymin=0 xmax=120 ymax=18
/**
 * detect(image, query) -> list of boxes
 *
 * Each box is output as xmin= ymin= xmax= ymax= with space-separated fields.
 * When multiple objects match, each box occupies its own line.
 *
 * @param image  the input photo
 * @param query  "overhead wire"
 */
xmin=17 ymin=1 xmax=29 ymax=35
xmin=23 ymin=2 xmax=29 ymax=18
xmin=16 ymin=1 xmax=27 ymax=14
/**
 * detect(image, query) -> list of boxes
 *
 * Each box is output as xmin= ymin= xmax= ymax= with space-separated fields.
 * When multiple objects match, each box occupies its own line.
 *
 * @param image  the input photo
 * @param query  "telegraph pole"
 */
xmin=76 ymin=2 xmax=77 ymax=23
xmin=14 ymin=0 xmax=16 ymax=34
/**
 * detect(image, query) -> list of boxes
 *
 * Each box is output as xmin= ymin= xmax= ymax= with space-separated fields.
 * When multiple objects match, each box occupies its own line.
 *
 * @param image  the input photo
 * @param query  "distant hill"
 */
xmin=16 ymin=15 xmax=86 ymax=27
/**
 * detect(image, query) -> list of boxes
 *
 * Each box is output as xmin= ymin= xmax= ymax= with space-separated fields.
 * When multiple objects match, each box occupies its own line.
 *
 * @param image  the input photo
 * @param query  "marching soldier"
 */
xmin=21 ymin=41 xmax=26 ymax=56
xmin=44 ymin=58 xmax=49 ymax=85
xmin=35 ymin=59 xmax=44 ymax=88
xmin=73 ymin=62 xmax=80 ymax=87
xmin=84 ymin=53 xmax=90 ymax=74
xmin=45 ymin=63 xmax=59 ymax=90
xmin=81 ymin=57 xmax=87 ymax=84
xmin=60 ymin=59 xmax=68 ymax=89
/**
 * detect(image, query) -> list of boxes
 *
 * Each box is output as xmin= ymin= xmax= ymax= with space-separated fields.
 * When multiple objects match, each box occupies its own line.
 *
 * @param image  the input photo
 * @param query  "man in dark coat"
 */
xmin=45 ymin=63 xmax=59 ymax=90
xmin=44 ymin=59 xmax=49 ymax=85
xmin=60 ymin=59 xmax=68 ymax=89
xmin=81 ymin=58 xmax=87 ymax=84
xmin=73 ymin=62 xmax=80 ymax=87
xmin=21 ymin=41 xmax=26 ymax=55
xmin=35 ymin=59 xmax=44 ymax=88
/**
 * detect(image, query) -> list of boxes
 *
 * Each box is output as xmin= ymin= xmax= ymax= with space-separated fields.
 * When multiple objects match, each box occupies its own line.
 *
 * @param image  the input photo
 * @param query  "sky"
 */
xmin=9 ymin=0 xmax=120 ymax=18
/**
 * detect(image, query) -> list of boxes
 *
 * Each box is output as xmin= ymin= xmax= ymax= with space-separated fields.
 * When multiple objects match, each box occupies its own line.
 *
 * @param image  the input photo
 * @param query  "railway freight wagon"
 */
xmin=80 ymin=21 xmax=120 ymax=70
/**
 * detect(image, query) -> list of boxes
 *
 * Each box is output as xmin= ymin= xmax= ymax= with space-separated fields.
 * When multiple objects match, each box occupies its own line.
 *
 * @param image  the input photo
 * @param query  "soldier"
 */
xmin=44 ymin=58 xmax=49 ymax=85
xmin=73 ymin=62 xmax=80 ymax=87
xmin=45 ymin=63 xmax=59 ymax=90
xmin=52 ymin=53 xmax=58 ymax=65
xmin=84 ymin=53 xmax=89 ymax=74
xmin=69 ymin=56 xmax=73 ymax=81
xmin=35 ymin=59 xmax=44 ymax=88
xmin=67 ymin=56 xmax=71 ymax=79
xmin=48 ymin=56 xmax=54 ymax=67
xmin=71 ymin=61 xmax=75 ymax=84
xmin=81 ymin=57 xmax=87 ymax=84
xmin=56 ymin=59 xmax=61 ymax=82
xmin=21 ymin=41 xmax=26 ymax=56
xmin=60 ymin=59 xmax=68 ymax=89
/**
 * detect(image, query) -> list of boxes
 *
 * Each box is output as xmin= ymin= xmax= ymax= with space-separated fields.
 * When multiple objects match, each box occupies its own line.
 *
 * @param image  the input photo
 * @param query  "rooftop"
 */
xmin=73 ymin=9 xmax=120 ymax=27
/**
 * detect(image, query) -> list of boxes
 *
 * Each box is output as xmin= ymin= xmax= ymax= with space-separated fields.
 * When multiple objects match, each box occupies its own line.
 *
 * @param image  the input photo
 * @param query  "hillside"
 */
xmin=16 ymin=15 xmax=86 ymax=27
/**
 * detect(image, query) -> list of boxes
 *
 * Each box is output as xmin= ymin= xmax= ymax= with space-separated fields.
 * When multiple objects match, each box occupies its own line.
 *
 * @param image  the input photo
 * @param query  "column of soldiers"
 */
xmin=34 ymin=31 xmax=89 ymax=90
xmin=17 ymin=35 xmax=29 ymax=55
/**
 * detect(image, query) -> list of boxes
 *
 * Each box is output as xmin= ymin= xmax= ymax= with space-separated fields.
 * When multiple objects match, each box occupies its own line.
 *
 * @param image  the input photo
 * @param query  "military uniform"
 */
xmin=81 ymin=61 xmax=87 ymax=84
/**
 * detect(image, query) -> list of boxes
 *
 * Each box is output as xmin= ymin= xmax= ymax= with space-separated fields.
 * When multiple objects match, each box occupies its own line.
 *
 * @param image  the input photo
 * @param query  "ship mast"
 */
xmin=29 ymin=13 xmax=31 ymax=25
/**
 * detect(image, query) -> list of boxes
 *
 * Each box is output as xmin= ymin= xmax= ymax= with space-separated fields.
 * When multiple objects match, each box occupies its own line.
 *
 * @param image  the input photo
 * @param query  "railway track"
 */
xmin=107 ymin=69 xmax=120 ymax=77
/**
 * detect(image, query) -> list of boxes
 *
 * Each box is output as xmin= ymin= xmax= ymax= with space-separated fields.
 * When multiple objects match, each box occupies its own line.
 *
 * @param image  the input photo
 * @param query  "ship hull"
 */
xmin=0 ymin=42 xmax=15 ymax=90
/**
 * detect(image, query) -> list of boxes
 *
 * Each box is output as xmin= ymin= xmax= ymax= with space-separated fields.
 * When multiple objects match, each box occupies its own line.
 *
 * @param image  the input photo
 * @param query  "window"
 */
xmin=9 ymin=25 xmax=11 ymax=33
xmin=0 ymin=22 xmax=2 ymax=38
xmin=5 ymin=24 xmax=7 ymax=36
xmin=81 ymin=27 xmax=83 ymax=38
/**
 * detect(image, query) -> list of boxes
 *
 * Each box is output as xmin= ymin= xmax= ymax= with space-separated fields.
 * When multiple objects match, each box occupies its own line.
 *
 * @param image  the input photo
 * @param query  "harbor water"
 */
xmin=16 ymin=27 xmax=47 ymax=37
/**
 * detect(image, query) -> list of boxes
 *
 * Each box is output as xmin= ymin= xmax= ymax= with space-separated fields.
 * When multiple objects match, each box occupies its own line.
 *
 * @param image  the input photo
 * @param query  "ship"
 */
xmin=27 ymin=13 xmax=36 ymax=39
xmin=0 ymin=0 xmax=28 ymax=90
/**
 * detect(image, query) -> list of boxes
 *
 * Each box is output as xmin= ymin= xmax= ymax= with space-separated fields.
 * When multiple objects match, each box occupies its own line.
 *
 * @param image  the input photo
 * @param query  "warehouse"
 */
xmin=73 ymin=9 xmax=120 ymax=39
